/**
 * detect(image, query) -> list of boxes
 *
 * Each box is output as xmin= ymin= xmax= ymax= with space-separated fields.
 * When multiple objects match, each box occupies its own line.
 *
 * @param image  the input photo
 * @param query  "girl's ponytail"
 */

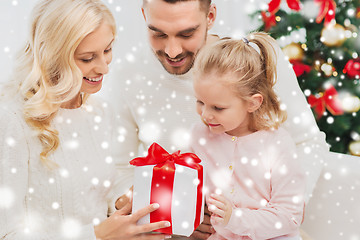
xmin=248 ymin=32 xmax=277 ymax=89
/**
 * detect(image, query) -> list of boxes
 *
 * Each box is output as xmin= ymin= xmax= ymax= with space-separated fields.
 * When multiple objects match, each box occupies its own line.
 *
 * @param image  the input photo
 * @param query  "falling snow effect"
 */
xmin=0 ymin=187 xmax=15 ymax=208
xmin=0 ymin=1 xmax=359 ymax=239
xmin=6 ymin=137 xmax=16 ymax=147
xmin=62 ymin=218 xmax=81 ymax=239
xmin=64 ymin=139 xmax=79 ymax=150
xmin=171 ymin=128 xmax=191 ymax=149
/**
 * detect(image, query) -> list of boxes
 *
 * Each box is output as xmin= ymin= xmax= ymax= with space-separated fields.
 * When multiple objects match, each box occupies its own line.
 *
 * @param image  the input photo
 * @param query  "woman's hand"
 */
xmin=94 ymin=201 xmax=171 ymax=240
xmin=207 ymin=194 xmax=232 ymax=226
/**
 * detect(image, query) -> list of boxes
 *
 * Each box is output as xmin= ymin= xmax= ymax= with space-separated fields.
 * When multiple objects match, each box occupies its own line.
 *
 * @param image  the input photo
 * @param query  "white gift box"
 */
xmin=131 ymin=144 xmax=204 ymax=237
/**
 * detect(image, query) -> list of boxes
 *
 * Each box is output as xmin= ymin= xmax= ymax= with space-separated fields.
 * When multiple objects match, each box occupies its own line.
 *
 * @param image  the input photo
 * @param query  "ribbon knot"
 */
xmin=166 ymin=151 xmax=180 ymax=162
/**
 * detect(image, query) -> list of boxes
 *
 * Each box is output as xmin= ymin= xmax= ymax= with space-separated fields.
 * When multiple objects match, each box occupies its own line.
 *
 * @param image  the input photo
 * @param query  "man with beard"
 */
xmin=105 ymin=0 xmax=329 ymax=239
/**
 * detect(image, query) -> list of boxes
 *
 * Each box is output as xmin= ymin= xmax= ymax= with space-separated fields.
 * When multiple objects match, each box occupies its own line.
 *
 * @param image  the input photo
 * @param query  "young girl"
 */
xmin=190 ymin=32 xmax=305 ymax=240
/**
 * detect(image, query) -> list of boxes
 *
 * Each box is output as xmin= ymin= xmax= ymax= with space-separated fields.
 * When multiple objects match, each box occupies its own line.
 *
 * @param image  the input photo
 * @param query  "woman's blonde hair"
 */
xmin=10 ymin=0 xmax=116 ymax=167
xmin=194 ymin=32 xmax=287 ymax=131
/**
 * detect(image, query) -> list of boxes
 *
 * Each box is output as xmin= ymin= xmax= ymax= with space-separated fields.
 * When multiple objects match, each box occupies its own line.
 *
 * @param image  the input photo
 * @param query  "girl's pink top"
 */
xmin=191 ymin=123 xmax=305 ymax=240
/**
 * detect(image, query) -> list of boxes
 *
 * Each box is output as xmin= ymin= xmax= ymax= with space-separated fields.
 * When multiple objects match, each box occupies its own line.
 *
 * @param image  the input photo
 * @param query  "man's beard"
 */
xmin=155 ymin=50 xmax=196 ymax=75
xmin=153 ymin=29 xmax=208 ymax=75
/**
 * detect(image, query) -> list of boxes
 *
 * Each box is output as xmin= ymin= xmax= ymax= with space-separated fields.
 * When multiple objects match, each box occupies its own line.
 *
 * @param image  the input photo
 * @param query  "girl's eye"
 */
xmin=104 ymin=48 xmax=112 ymax=53
xmin=196 ymin=100 xmax=204 ymax=105
xmin=214 ymin=106 xmax=224 ymax=111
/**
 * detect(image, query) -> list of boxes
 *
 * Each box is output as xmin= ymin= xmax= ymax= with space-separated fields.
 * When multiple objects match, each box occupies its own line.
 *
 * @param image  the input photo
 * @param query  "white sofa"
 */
xmin=302 ymin=152 xmax=360 ymax=239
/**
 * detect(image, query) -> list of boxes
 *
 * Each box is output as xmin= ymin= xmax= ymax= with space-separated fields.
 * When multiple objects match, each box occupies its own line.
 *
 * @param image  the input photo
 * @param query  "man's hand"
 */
xmin=115 ymin=186 xmax=133 ymax=211
xmin=189 ymin=204 xmax=215 ymax=240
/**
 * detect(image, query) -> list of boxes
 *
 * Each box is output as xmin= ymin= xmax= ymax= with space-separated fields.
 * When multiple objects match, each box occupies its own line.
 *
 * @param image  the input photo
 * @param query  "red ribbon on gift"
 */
xmin=315 ymin=0 xmax=336 ymax=25
xmin=268 ymin=0 xmax=301 ymax=15
xmin=307 ymin=85 xmax=343 ymax=119
xmin=130 ymin=143 xmax=203 ymax=235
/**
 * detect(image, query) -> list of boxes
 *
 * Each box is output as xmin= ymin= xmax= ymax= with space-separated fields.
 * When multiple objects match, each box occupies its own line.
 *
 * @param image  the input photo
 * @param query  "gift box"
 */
xmin=130 ymin=143 xmax=204 ymax=236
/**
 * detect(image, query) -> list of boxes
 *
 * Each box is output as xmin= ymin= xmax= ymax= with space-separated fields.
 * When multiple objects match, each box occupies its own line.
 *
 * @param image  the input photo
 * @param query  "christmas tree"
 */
xmin=253 ymin=0 xmax=360 ymax=155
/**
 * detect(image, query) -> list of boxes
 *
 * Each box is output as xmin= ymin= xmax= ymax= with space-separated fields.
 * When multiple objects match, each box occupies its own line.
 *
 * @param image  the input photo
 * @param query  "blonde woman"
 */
xmin=0 ymin=0 xmax=170 ymax=239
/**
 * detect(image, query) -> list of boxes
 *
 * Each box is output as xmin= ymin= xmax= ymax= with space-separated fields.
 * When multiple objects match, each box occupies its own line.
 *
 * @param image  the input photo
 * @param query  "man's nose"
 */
xmin=164 ymin=38 xmax=182 ymax=59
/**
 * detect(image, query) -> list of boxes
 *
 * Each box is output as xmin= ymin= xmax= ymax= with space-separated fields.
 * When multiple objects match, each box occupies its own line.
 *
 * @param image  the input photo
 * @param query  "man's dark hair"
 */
xmin=143 ymin=0 xmax=211 ymax=13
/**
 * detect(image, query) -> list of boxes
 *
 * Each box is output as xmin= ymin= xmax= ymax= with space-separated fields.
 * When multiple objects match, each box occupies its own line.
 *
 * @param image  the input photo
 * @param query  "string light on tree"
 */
xmin=344 ymin=18 xmax=357 ymax=33
xmin=314 ymin=59 xmax=324 ymax=72
xmin=321 ymin=62 xmax=336 ymax=77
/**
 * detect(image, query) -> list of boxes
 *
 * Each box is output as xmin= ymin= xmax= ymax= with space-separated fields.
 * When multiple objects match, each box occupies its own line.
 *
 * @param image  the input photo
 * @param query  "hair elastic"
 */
xmin=243 ymin=37 xmax=261 ymax=55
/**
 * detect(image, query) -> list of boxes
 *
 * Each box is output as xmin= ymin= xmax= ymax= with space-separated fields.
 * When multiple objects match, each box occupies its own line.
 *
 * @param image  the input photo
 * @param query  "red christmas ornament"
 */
xmin=307 ymin=85 xmax=344 ymax=119
xmin=268 ymin=0 xmax=301 ymax=15
xmin=343 ymin=58 xmax=360 ymax=78
xmin=261 ymin=11 xmax=277 ymax=31
xmin=290 ymin=60 xmax=312 ymax=77
xmin=315 ymin=0 xmax=336 ymax=26
xmin=357 ymin=7 xmax=360 ymax=18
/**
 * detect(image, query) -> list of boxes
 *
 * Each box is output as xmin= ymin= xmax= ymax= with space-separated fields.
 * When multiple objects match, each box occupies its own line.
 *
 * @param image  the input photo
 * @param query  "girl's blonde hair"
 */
xmin=9 ymin=0 xmax=116 ymax=167
xmin=194 ymin=32 xmax=287 ymax=131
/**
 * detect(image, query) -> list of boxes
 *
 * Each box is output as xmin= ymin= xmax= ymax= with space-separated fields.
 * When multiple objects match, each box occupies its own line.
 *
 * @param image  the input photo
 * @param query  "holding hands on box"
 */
xmin=130 ymin=143 xmax=205 ymax=237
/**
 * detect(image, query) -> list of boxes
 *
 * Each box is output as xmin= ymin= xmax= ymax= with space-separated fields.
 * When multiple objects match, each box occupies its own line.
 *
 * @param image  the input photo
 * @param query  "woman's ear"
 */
xmin=247 ymin=94 xmax=263 ymax=113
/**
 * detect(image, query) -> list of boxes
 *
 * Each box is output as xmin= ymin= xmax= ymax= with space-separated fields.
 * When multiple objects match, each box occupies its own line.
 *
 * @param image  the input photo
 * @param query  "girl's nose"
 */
xmin=201 ymin=108 xmax=213 ymax=122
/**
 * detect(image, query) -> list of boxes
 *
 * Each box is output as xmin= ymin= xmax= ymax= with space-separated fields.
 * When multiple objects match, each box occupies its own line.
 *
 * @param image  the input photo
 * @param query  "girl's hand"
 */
xmin=94 ymin=201 xmax=171 ymax=240
xmin=207 ymin=194 xmax=232 ymax=226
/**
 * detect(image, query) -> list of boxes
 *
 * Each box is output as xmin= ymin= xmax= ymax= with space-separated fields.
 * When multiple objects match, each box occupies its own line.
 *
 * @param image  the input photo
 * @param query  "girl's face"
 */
xmin=194 ymin=72 xmax=255 ymax=137
xmin=75 ymin=20 xmax=114 ymax=94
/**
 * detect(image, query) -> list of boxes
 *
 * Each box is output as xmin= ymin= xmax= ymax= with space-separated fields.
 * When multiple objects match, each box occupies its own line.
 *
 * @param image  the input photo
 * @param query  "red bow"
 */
xmin=315 ymin=0 xmax=336 ymax=25
xmin=261 ymin=11 xmax=277 ymax=31
xmin=291 ymin=60 xmax=312 ymax=77
xmin=268 ymin=0 xmax=301 ymax=15
xmin=130 ymin=143 xmax=203 ymax=235
xmin=307 ymin=85 xmax=343 ymax=119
